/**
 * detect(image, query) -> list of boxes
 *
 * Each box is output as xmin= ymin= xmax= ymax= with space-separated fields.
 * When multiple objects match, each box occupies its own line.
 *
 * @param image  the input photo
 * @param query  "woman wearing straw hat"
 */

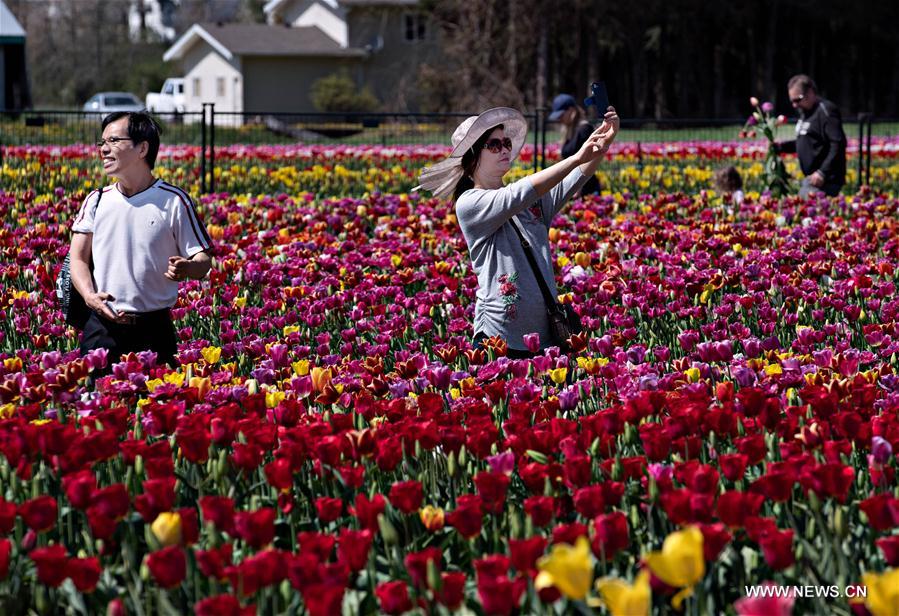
xmin=417 ymin=105 xmax=619 ymax=357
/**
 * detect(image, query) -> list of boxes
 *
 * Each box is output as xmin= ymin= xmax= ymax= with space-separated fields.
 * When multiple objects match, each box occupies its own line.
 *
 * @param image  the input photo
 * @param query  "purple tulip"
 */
xmin=871 ymin=436 xmax=893 ymax=465
xmin=761 ymin=102 xmax=774 ymax=113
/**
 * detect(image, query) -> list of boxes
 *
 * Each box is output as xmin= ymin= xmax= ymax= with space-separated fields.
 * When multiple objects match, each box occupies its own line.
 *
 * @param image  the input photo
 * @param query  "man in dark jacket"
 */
xmin=775 ymin=75 xmax=846 ymax=197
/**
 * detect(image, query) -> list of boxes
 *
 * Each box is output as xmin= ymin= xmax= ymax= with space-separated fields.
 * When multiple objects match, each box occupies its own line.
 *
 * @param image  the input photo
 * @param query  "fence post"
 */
xmin=200 ymin=104 xmax=207 ymax=194
xmin=209 ymin=104 xmax=216 ymax=194
xmin=865 ymin=114 xmax=872 ymax=187
xmin=856 ymin=113 xmax=865 ymax=191
xmin=538 ymin=107 xmax=547 ymax=170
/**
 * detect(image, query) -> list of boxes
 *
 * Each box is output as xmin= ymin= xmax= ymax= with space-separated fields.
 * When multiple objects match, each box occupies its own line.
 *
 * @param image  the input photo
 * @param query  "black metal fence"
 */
xmin=0 ymin=107 xmax=889 ymax=193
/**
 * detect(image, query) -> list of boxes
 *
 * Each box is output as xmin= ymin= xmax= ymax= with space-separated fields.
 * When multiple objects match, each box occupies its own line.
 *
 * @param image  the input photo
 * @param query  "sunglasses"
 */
xmin=483 ymin=137 xmax=513 ymax=153
xmin=790 ymin=94 xmax=805 ymax=104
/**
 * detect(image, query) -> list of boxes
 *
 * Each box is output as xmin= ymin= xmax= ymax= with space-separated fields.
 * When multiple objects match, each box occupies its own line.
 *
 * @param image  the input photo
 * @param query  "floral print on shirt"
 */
xmin=499 ymin=272 xmax=520 ymax=322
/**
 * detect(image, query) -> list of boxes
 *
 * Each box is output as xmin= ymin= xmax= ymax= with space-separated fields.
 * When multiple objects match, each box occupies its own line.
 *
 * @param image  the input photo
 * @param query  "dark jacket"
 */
xmin=561 ymin=123 xmax=601 ymax=195
xmin=777 ymin=98 xmax=846 ymax=187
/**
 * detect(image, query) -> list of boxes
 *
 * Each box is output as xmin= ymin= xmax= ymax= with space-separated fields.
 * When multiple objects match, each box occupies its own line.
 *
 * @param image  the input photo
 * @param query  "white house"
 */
xmin=0 ymin=0 xmax=30 ymax=109
xmin=161 ymin=0 xmax=441 ymax=116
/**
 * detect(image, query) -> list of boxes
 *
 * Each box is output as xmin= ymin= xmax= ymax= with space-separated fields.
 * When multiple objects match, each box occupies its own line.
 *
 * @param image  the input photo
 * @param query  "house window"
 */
xmin=217 ymin=77 xmax=225 ymax=97
xmin=404 ymin=13 xmax=426 ymax=42
xmin=192 ymin=78 xmax=201 ymax=97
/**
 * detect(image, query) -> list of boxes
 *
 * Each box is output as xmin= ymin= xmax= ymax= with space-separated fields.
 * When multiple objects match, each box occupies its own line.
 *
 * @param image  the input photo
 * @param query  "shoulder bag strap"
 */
xmin=508 ymin=217 xmax=560 ymax=313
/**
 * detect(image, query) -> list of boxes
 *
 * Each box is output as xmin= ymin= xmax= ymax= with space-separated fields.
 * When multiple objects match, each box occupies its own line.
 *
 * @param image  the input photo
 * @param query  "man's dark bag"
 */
xmin=55 ymin=190 xmax=102 ymax=329
xmin=509 ymin=218 xmax=582 ymax=352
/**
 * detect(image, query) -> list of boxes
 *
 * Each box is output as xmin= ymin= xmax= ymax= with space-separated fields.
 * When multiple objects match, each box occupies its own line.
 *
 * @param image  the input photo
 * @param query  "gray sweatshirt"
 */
xmin=455 ymin=167 xmax=589 ymax=351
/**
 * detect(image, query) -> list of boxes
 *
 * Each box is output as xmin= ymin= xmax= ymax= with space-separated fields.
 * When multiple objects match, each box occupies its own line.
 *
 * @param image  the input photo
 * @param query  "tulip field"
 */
xmin=2 ymin=139 xmax=899 ymax=616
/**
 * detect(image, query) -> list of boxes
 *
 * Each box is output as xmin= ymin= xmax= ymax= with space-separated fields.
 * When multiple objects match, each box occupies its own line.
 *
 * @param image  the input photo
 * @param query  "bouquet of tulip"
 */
xmin=741 ymin=97 xmax=792 ymax=197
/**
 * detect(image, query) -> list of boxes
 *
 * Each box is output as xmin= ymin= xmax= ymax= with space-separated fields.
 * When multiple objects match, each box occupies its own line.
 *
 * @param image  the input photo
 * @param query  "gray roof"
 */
xmin=0 ymin=0 xmax=26 ymax=40
xmin=339 ymin=0 xmax=420 ymax=5
xmin=198 ymin=23 xmax=366 ymax=56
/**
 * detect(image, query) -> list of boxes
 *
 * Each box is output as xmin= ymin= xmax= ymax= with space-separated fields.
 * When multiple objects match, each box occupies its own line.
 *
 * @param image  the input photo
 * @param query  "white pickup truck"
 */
xmin=146 ymin=78 xmax=186 ymax=113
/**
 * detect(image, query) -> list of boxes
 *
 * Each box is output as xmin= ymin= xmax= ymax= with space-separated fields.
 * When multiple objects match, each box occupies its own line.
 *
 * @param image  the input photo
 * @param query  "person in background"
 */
xmin=714 ymin=165 xmax=744 ymax=206
xmin=774 ymin=74 xmax=846 ymax=197
xmin=548 ymin=93 xmax=602 ymax=196
xmin=70 ymin=111 xmax=213 ymax=372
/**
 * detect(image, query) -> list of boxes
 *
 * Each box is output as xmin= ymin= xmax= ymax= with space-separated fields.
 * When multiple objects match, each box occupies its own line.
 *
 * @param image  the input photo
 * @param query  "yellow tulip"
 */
xmin=311 ymin=367 xmax=332 ymax=392
xmin=645 ymin=526 xmax=705 ymax=609
xmin=594 ymin=570 xmax=651 ymax=616
xmin=549 ymin=367 xmax=568 ymax=384
xmin=535 ymin=536 xmax=593 ymax=600
xmin=0 ymin=403 xmax=16 ymax=420
xmin=419 ymin=506 xmax=445 ymax=531
xmin=189 ymin=376 xmax=211 ymax=399
xmin=684 ymin=367 xmax=701 ymax=383
xmin=764 ymin=363 xmax=783 ymax=376
xmin=200 ymin=346 xmax=222 ymax=365
xmin=574 ymin=252 xmax=592 ymax=268
xmin=151 ymin=512 xmax=182 ymax=547
xmin=862 ymin=569 xmax=899 ymax=616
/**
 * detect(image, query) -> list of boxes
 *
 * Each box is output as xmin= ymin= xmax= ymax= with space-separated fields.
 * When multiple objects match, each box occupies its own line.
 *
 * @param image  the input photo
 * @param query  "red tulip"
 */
xmin=592 ymin=511 xmax=629 ymax=559
xmin=301 ymin=584 xmax=345 ymax=616
xmin=509 ymin=536 xmax=547 ymax=575
xmin=29 ymin=545 xmax=69 ymax=587
xmin=264 ymin=457 xmax=294 ymax=492
xmin=19 ymin=496 xmax=57 ymax=532
xmin=718 ymin=453 xmax=749 ymax=482
xmin=298 ymin=531 xmax=336 ymax=561
xmin=196 ymin=543 xmax=233 ymax=580
xmin=860 ymin=494 xmax=899 ymax=530
xmin=147 ymin=546 xmax=186 ymax=588
xmin=474 ymin=554 xmax=511 ymax=580
xmin=234 ymin=508 xmax=276 ymax=549
xmin=436 ymin=571 xmax=466 ymax=610
xmin=68 ymin=556 xmax=101 ymax=592
xmin=477 ymin=574 xmax=526 ymax=616
xmin=337 ymin=528 xmax=372 ymax=572
xmin=717 ymin=490 xmax=765 ymax=528
xmin=551 ymin=522 xmax=589 ymax=546
xmin=699 ymin=523 xmax=732 ymax=561
xmin=349 ymin=493 xmax=386 ymax=531
xmin=446 ymin=494 xmax=483 ymax=539
xmin=199 ymin=495 xmax=235 ymax=534
xmin=876 ymin=535 xmax=899 ymax=566
xmin=523 ymin=496 xmax=555 ymax=527
xmin=0 ymin=538 xmax=11 ymax=580
xmin=474 ymin=471 xmax=511 ymax=514
xmin=0 ymin=498 xmax=15 ymax=535
xmin=751 ymin=472 xmax=795 ymax=503
xmin=375 ymin=580 xmax=413 ymax=615
xmin=90 ymin=483 xmax=130 ymax=521
xmin=573 ymin=485 xmax=605 ymax=519
xmin=404 ymin=547 xmax=441 ymax=588
xmin=759 ymin=528 xmax=795 ymax=570
xmin=195 ymin=594 xmax=255 ymax=616
xmin=134 ymin=477 xmax=177 ymax=522
xmin=314 ymin=497 xmax=343 ymax=523
xmin=62 ymin=470 xmax=97 ymax=509
xmin=388 ymin=480 xmax=423 ymax=514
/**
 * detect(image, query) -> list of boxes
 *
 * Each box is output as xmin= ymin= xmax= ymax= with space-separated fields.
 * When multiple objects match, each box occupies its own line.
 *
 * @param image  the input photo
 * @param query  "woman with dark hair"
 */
xmin=548 ymin=93 xmax=602 ymax=195
xmin=416 ymin=106 xmax=619 ymax=357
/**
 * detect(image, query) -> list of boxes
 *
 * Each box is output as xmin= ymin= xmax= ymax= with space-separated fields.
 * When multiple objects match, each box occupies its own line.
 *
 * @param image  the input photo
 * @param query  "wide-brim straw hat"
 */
xmin=415 ymin=107 xmax=528 ymax=199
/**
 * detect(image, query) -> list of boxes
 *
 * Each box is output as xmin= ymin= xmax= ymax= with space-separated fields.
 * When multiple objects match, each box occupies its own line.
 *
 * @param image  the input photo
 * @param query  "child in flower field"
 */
xmin=417 ymin=106 xmax=619 ymax=356
xmin=714 ymin=165 xmax=744 ymax=206
xmin=69 ymin=111 xmax=212 ymax=371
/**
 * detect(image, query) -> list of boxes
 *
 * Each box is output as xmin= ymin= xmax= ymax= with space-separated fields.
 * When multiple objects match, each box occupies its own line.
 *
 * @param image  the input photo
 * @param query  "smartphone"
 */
xmin=584 ymin=81 xmax=610 ymax=113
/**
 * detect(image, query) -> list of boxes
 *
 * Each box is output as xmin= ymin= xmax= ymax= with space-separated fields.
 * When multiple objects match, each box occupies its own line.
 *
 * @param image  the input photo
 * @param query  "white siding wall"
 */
xmin=283 ymin=1 xmax=347 ymax=47
xmin=182 ymin=48 xmax=243 ymax=122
